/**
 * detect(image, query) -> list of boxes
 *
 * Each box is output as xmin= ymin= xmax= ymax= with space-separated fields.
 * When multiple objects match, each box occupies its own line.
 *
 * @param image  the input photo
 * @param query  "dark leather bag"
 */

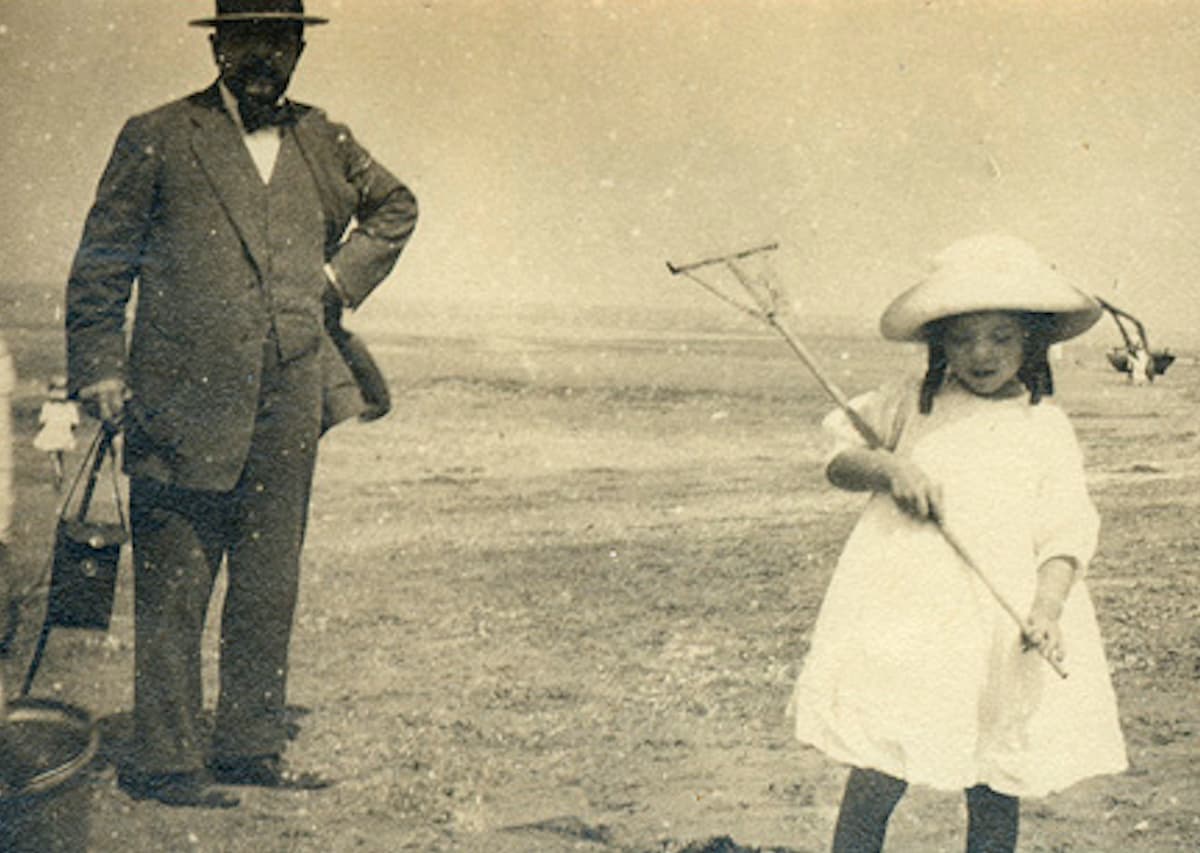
xmin=44 ymin=424 xmax=128 ymax=630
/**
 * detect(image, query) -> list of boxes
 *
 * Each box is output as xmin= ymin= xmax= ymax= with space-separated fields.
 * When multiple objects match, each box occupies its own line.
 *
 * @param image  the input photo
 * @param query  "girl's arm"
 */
xmin=1024 ymin=556 xmax=1076 ymax=662
xmin=827 ymin=446 xmax=943 ymax=520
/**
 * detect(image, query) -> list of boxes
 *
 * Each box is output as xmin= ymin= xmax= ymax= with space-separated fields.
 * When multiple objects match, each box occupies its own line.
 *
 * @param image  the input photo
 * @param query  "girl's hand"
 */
xmin=886 ymin=457 xmax=943 ymax=520
xmin=1024 ymin=559 xmax=1074 ymax=665
xmin=1023 ymin=603 xmax=1065 ymax=664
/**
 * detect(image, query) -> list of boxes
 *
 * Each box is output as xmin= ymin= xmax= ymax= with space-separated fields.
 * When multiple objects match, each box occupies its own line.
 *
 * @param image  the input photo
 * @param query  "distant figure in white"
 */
xmin=1127 ymin=344 xmax=1151 ymax=386
xmin=33 ymin=375 xmax=80 ymax=491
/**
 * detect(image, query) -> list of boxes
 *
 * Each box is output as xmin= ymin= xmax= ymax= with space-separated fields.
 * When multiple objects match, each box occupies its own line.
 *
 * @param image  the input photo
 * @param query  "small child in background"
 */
xmin=789 ymin=234 xmax=1127 ymax=853
xmin=33 ymin=375 xmax=79 ymax=491
xmin=1127 ymin=343 xmax=1151 ymax=386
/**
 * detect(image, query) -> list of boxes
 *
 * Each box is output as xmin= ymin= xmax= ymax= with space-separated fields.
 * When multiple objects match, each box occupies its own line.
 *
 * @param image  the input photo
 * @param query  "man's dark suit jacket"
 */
xmin=66 ymin=84 xmax=417 ymax=491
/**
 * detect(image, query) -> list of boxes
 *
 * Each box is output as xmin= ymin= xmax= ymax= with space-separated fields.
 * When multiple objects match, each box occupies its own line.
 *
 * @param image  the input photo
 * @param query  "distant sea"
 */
xmin=4 ymin=280 xmax=1190 ymax=384
xmin=353 ymin=293 xmax=877 ymax=343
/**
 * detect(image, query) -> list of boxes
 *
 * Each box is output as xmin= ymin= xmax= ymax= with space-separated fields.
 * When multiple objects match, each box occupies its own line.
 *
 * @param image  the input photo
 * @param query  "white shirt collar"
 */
xmin=216 ymin=80 xmax=285 ymax=183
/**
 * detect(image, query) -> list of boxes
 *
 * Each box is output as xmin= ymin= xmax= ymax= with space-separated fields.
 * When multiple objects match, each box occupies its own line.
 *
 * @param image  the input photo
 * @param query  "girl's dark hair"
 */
xmin=918 ymin=312 xmax=1056 ymax=414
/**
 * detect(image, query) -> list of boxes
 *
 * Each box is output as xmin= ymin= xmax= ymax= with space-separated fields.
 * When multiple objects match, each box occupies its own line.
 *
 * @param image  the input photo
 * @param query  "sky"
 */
xmin=2 ymin=0 xmax=1198 ymax=345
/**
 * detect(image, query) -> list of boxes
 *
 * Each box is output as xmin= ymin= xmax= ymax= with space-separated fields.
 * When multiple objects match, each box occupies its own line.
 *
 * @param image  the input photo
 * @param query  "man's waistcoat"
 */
xmin=126 ymin=129 xmax=328 ymax=489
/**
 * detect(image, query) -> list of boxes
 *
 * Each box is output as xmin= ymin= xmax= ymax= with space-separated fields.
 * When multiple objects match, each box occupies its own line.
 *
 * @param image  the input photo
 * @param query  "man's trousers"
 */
xmin=128 ymin=342 xmax=322 ymax=775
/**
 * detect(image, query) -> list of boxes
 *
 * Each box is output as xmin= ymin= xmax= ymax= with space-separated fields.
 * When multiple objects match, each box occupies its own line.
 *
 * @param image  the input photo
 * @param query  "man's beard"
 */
xmin=226 ymin=62 xmax=289 ymax=107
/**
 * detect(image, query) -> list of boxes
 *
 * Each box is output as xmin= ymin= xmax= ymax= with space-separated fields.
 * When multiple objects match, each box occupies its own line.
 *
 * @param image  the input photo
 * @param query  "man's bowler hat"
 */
xmin=190 ymin=0 xmax=329 ymax=27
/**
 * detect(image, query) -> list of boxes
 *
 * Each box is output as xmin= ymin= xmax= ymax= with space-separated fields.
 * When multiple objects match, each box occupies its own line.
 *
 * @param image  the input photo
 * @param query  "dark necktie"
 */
xmin=239 ymin=101 xmax=294 ymax=134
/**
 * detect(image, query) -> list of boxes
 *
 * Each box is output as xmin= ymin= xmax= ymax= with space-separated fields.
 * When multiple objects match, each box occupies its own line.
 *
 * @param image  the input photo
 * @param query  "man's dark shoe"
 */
xmin=208 ymin=754 xmax=333 ymax=790
xmin=118 ymin=770 xmax=240 ymax=809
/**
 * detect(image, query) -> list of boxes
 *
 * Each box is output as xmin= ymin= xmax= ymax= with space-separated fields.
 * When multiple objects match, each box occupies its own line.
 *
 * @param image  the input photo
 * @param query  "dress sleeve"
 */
xmin=821 ymin=378 xmax=916 ymax=467
xmin=1032 ymin=406 xmax=1100 ymax=576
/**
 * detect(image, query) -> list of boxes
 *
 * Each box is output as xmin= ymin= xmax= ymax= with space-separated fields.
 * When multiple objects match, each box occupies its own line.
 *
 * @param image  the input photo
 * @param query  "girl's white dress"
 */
xmin=789 ymin=376 xmax=1127 ymax=798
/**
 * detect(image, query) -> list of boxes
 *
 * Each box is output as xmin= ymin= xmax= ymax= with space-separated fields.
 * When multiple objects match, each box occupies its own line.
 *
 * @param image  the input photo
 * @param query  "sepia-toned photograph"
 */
xmin=0 ymin=1 xmax=1196 ymax=850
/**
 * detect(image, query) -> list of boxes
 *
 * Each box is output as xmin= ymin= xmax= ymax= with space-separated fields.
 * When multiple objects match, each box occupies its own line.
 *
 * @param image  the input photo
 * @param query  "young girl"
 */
xmin=33 ymin=375 xmax=80 ymax=491
xmin=789 ymin=234 xmax=1127 ymax=852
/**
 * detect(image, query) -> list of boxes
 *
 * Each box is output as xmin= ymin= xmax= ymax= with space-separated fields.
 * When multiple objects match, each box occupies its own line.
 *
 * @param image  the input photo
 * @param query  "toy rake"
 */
xmin=666 ymin=243 xmax=1068 ymax=679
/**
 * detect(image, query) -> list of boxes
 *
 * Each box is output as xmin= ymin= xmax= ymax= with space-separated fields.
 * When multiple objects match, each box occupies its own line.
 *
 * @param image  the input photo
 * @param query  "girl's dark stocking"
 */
xmin=832 ymin=767 xmax=907 ymax=853
xmin=965 ymin=784 xmax=1019 ymax=853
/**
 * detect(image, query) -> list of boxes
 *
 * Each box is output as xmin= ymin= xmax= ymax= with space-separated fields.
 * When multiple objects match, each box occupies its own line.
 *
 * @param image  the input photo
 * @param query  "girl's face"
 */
xmin=942 ymin=311 xmax=1026 ymax=398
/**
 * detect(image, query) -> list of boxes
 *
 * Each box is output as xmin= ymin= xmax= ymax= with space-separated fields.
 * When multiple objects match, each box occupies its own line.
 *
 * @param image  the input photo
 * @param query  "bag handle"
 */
xmin=59 ymin=423 xmax=127 ymax=531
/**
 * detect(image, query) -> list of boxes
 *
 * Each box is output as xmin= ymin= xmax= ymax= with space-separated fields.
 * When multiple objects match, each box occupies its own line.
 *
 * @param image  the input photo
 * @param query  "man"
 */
xmin=66 ymin=0 xmax=417 ymax=808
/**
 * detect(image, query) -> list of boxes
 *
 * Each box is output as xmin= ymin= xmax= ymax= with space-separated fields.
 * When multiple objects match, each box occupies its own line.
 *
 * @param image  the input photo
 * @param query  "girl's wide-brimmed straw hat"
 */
xmin=190 ymin=0 xmax=328 ymax=27
xmin=879 ymin=233 xmax=1103 ymax=343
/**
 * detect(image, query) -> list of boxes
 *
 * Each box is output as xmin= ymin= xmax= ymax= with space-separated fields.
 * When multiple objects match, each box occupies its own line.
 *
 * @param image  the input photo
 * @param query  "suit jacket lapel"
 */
xmin=187 ymin=85 xmax=269 ymax=278
xmin=290 ymin=111 xmax=356 ymax=255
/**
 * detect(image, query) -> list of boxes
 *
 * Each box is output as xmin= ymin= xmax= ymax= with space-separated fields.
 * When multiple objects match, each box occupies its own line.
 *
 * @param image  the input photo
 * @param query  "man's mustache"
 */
xmin=229 ymin=60 xmax=286 ymax=87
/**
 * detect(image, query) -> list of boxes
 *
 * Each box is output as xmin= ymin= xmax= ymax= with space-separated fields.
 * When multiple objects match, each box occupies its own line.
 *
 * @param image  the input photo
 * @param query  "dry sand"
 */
xmin=1 ymin=318 xmax=1196 ymax=851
